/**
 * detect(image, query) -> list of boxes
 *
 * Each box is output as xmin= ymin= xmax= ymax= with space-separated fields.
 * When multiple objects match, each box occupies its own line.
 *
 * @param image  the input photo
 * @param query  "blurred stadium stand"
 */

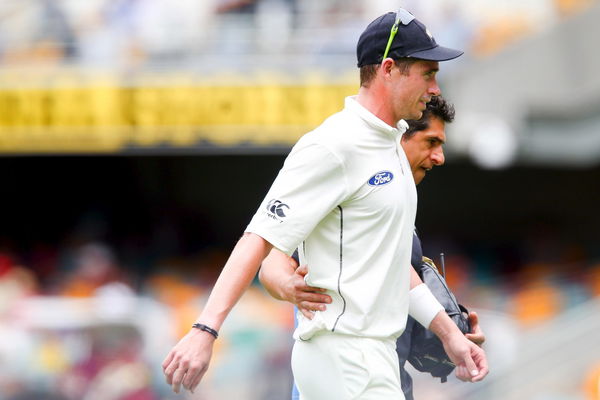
xmin=445 ymin=1 xmax=600 ymax=168
xmin=1 ymin=1 xmax=599 ymax=399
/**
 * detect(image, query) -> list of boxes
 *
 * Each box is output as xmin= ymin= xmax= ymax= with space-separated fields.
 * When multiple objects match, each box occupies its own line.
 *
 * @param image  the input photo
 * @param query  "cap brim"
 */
xmin=408 ymin=45 xmax=463 ymax=61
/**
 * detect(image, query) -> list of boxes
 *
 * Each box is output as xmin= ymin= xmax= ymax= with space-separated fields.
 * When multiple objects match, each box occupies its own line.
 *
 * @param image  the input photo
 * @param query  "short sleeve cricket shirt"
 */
xmin=246 ymin=96 xmax=417 ymax=340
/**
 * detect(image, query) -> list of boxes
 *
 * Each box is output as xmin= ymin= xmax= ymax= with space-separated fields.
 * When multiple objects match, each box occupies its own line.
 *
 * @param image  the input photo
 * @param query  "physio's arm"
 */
xmin=410 ymin=265 xmax=424 ymax=288
xmin=408 ymin=268 xmax=488 ymax=382
xmin=259 ymin=249 xmax=331 ymax=318
xmin=259 ymin=249 xmax=299 ymax=301
xmin=162 ymin=233 xmax=273 ymax=393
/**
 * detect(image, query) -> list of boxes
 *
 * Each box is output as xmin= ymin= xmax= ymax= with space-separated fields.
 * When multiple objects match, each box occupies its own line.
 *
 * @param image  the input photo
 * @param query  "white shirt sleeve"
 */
xmin=245 ymin=140 xmax=348 ymax=255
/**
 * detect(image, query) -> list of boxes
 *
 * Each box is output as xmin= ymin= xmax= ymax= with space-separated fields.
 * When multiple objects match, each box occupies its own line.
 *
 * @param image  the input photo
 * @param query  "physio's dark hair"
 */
xmin=359 ymin=58 xmax=416 ymax=87
xmin=403 ymin=96 xmax=455 ymax=140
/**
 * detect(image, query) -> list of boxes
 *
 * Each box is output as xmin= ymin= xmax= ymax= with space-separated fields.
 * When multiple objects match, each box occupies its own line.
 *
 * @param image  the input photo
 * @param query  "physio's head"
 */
xmin=401 ymin=96 xmax=455 ymax=184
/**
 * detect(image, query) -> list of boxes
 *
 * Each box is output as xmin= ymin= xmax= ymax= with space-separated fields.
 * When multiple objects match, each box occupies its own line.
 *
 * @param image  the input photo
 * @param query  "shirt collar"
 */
xmin=345 ymin=96 xmax=408 ymax=139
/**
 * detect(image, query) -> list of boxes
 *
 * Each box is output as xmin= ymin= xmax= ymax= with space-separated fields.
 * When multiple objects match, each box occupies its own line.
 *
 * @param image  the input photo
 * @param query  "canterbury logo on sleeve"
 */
xmin=265 ymin=199 xmax=290 ymax=221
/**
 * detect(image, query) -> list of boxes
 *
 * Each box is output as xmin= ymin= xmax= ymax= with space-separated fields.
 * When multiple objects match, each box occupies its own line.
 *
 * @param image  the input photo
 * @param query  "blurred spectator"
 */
xmin=133 ymin=0 xmax=211 ymax=63
xmin=313 ymin=0 xmax=364 ymax=56
xmin=36 ymin=0 xmax=78 ymax=60
xmin=0 ymin=0 xmax=595 ymax=69
xmin=59 ymin=243 xmax=133 ymax=298
xmin=214 ymin=0 xmax=259 ymax=56
xmin=57 ymin=325 xmax=156 ymax=400
xmin=255 ymin=0 xmax=295 ymax=54
xmin=508 ymin=263 xmax=565 ymax=326
xmin=0 ymin=0 xmax=76 ymax=65
xmin=66 ymin=0 xmax=144 ymax=68
xmin=0 ymin=253 xmax=39 ymax=317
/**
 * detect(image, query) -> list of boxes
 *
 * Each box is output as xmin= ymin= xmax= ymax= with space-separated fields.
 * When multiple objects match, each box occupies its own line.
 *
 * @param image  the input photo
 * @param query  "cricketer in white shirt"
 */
xmin=246 ymin=96 xmax=417 ymax=341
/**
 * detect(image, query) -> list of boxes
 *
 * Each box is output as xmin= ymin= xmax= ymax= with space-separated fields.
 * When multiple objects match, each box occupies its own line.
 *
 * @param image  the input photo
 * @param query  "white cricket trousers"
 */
xmin=291 ymin=333 xmax=404 ymax=400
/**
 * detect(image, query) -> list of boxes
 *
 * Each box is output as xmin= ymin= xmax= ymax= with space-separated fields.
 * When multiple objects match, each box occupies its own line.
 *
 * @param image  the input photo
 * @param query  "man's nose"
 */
xmin=429 ymin=79 xmax=441 ymax=96
xmin=431 ymin=147 xmax=445 ymax=166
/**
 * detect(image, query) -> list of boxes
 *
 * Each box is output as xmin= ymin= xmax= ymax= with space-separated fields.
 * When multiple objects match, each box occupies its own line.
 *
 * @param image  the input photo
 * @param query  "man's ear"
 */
xmin=380 ymin=58 xmax=395 ymax=79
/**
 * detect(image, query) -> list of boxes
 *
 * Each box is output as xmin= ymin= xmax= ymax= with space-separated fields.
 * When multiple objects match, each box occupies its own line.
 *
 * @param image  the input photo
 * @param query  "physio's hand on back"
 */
xmin=284 ymin=264 xmax=331 ymax=319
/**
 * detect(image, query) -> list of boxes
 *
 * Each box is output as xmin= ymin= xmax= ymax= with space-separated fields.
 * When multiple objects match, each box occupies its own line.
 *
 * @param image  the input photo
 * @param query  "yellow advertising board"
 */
xmin=0 ymin=72 xmax=357 ymax=153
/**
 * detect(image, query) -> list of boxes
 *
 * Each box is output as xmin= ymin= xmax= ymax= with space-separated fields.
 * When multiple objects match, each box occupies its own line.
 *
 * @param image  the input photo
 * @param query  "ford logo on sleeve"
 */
xmin=368 ymin=171 xmax=394 ymax=186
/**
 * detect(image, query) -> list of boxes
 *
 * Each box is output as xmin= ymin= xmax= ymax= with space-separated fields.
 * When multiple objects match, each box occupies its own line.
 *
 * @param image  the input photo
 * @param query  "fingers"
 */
xmin=296 ymin=264 xmax=308 ymax=276
xmin=165 ymin=357 xmax=209 ymax=394
xmin=171 ymin=364 xmax=187 ymax=393
xmin=296 ymin=291 xmax=331 ymax=305
xmin=291 ymin=270 xmax=331 ymax=310
xmin=455 ymin=365 xmax=471 ymax=382
xmin=297 ymin=295 xmax=331 ymax=319
xmin=300 ymin=308 xmax=314 ymax=319
xmin=443 ymin=329 xmax=489 ymax=383
xmin=163 ymin=329 xmax=215 ymax=394
xmin=466 ymin=311 xmax=486 ymax=346
xmin=470 ymin=347 xmax=489 ymax=382
xmin=457 ymin=345 xmax=489 ymax=383
xmin=163 ymin=356 xmax=178 ymax=385
xmin=182 ymin=362 xmax=207 ymax=394
xmin=468 ymin=311 xmax=479 ymax=325
xmin=292 ymin=274 xmax=326 ymax=294
xmin=300 ymin=300 xmax=329 ymax=312
xmin=162 ymin=350 xmax=175 ymax=371
xmin=293 ymin=265 xmax=326 ymax=291
xmin=465 ymin=332 xmax=485 ymax=347
xmin=456 ymin=343 xmax=480 ymax=382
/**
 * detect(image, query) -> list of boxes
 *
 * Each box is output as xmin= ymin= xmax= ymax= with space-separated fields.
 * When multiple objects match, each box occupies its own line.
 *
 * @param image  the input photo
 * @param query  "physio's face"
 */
xmin=391 ymin=60 xmax=441 ymax=121
xmin=401 ymin=116 xmax=446 ymax=184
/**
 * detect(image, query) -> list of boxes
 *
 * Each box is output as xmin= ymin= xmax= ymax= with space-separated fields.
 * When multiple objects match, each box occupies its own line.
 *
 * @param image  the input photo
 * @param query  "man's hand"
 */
xmin=162 ymin=328 xmax=216 ymax=394
xmin=258 ymin=249 xmax=331 ymax=319
xmin=283 ymin=264 xmax=331 ymax=319
xmin=443 ymin=330 xmax=488 ymax=382
xmin=465 ymin=311 xmax=485 ymax=347
xmin=429 ymin=311 xmax=489 ymax=383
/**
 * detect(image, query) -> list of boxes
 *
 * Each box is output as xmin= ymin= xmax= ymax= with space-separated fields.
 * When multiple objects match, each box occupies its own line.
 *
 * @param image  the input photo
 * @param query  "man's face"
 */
xmin=401 ymin=116 xmax=446 ymax=185
xmin=391 ymin=60 xmax=441 ymax=121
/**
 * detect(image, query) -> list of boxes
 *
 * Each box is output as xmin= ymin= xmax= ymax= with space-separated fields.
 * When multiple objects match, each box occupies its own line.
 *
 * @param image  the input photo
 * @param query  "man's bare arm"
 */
xmin=162 ymin=232 xmax=273 ymax=394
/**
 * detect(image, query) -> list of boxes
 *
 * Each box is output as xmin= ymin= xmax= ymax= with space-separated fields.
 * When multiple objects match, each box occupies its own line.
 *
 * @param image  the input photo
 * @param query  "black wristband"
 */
xmin=192 ymin=323 xmax=219 ymax=339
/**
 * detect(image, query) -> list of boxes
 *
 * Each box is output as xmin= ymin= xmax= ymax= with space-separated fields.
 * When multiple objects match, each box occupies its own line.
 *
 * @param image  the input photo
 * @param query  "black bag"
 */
xmin=407 ymin=256 xmax=471 ymax=382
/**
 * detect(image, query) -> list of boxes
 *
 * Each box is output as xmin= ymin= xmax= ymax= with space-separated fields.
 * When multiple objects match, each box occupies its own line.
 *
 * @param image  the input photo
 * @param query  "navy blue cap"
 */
xmin=357 ymin=9 xmax=463 ymax=67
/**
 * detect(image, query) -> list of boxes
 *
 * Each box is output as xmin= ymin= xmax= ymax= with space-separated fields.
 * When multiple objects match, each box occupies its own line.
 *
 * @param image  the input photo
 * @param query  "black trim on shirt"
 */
xmin=332 ymin=205 xmax=347 ymax=332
